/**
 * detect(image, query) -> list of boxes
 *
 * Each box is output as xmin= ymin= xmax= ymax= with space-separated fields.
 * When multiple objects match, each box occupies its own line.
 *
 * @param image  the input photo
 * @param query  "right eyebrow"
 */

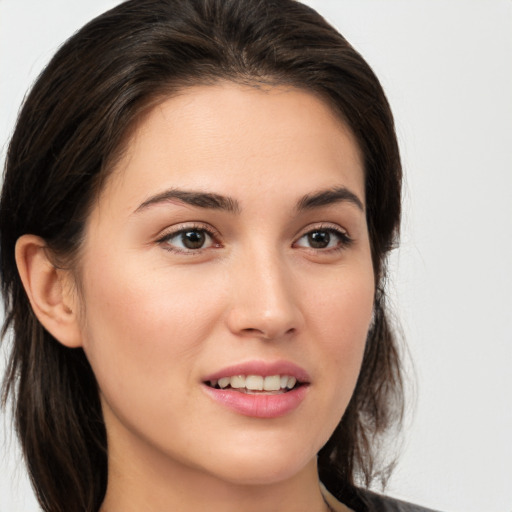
xmin=296 ymin=186 xmax=364 ymax=212
xmin=133 ymin=188 xmax=241 ymax=214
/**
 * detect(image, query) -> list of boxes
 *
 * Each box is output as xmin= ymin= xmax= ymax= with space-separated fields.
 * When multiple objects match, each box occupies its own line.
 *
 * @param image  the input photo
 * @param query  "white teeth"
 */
xmin=263 ymin=375 xmax=281 ymax=391
xmin=210 ymin=374 xmax=299 ymax=391
xmin=245 ymin=375 xmax=264 ymax=390
xmin=230 ymin=375 xmax=245 ymax=389
xmin=218 ymin=377 xmax=231 ymax=389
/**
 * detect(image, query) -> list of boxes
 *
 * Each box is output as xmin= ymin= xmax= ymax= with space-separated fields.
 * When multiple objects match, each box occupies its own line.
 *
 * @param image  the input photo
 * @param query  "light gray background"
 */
xmin=1 ymin=1 xmax=511 ymax=511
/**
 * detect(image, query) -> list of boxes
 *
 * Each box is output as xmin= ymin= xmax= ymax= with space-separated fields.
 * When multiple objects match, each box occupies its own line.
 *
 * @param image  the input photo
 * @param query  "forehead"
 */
xmin=96 ymin=83 xmax=365 ymax=215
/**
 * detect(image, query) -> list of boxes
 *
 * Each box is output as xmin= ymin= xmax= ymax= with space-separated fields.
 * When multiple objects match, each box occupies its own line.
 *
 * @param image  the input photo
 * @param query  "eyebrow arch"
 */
xmin=134 ymin=189 xmax=241 ymax=214
xmin=296 ymin=186 xmax=364 ymax=212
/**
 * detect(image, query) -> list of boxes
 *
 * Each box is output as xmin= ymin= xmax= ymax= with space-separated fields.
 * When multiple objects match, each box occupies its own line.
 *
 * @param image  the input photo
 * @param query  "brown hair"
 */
xmin=1 ymin=1 xmax=403 ymax=511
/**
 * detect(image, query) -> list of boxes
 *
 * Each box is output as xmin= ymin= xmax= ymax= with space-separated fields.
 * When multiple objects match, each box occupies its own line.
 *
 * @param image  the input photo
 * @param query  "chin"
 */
xmin=199 ymin=441 xmax=318 ymax=487
xmin=211 ymin=463 xmax=308 ymax=487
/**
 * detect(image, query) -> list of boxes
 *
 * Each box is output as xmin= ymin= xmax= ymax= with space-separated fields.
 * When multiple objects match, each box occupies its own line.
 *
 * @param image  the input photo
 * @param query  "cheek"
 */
xmin=306 ymin=263 xmax=374 ymax=345
xmin=77 ymin=257 xmax=225 ymax=399
xmin=302 ymin=263 xmax=374 ymax=416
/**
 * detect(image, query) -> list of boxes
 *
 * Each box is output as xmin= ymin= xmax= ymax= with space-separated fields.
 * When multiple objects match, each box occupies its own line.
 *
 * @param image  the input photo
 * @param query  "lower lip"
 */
xmin=202 ymin=385 xmax=308 ymax=419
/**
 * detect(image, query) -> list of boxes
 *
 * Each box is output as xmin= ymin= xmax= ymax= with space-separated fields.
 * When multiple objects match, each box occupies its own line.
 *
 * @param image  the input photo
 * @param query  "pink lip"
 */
xmin=202 ymin=360 xmax=310 ymax=419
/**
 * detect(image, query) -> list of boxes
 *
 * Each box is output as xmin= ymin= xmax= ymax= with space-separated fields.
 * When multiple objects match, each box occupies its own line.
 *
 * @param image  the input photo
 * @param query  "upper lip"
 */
xmin=202 ymin=360 xmax=310 ymax=384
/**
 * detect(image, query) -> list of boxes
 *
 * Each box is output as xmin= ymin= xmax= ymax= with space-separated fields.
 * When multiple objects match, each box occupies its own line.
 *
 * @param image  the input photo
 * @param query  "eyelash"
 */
xmin=293 ymin=224 xmax=353 ymax=253
xmin=156 ymin=223 xmax=221 ymax=255
xmin=156 ymin=223 xmax=352 ymax=255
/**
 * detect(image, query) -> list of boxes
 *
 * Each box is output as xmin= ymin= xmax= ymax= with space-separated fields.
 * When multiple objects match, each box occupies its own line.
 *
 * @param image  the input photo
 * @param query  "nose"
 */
xmin=225 ymin=249 xmax=303 ymax=341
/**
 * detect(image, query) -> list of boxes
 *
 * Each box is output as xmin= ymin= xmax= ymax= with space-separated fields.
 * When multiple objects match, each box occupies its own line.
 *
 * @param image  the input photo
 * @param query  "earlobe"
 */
xmin=15 ymin=234 xmax=83 ymax=348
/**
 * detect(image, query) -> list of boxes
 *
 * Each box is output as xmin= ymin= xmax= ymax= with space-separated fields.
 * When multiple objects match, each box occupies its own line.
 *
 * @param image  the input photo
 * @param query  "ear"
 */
xmin=15 ymin=234 xmax=83 ymax=348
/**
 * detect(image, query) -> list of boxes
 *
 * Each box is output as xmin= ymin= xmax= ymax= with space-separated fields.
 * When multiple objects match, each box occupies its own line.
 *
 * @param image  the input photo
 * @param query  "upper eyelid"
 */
xmin=156 ymin=222 xmax=220 ymax=240
xmin=294 ymin=222 xmax=350 ymax=240
xmin=155 ymin=225 xmax=221 ymax=255
xmin=292 ymin=224 xmax=353 ymax=253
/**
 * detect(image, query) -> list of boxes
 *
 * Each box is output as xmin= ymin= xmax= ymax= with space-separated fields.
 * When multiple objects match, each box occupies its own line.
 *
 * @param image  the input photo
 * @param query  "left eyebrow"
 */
xmin=296 ymin=186 xmax=364 ymax=212
xmin=134 ymin=189 xmax=241 ymax=214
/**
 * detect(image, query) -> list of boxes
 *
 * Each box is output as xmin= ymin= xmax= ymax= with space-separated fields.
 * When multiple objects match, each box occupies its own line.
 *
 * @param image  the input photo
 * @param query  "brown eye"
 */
xmin=307 ymin=230 xmax=331 ymax=249
xmin=181 ymin=230 xmax=207 ymax=249
xmin=294 ymin=227 xmax=352 ymax=251
xmin=160 ymin=228 xmax=216 ymax=252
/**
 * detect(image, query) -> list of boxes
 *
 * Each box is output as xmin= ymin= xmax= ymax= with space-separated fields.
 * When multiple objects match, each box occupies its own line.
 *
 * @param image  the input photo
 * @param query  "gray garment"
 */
xmin=351 ymin=488 xmax=441 ymax=512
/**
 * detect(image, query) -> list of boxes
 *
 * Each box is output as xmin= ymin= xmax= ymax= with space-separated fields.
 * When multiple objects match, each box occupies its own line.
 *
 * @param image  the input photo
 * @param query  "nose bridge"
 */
xmin=226 ymin=243 xmax=302 ymax=339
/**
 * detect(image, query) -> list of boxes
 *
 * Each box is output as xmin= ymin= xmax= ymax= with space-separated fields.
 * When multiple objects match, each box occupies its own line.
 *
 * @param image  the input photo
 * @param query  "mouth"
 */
xmin=205 ymin=374 xmax=303 ymax=395
xmin=202 ymin=361 xmax=310 ymax=417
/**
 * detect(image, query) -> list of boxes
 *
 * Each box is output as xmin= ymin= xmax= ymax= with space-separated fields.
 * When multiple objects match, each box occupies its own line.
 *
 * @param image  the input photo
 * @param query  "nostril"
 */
xmin=225 ymin=298 xmax=303 ymax=340
xmin=240 ymin=326 xmax=296 ymax=340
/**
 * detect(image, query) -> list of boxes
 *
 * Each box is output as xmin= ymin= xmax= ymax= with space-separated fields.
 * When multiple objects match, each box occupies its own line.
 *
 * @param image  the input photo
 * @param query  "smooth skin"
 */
xmin=16 ymin=83 xmax=374 ymax=512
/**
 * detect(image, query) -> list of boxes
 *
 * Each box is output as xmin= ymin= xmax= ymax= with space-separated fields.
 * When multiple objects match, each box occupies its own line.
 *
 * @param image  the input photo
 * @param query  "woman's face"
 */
xmin=74 ymin=83 xmax=374 ymax=486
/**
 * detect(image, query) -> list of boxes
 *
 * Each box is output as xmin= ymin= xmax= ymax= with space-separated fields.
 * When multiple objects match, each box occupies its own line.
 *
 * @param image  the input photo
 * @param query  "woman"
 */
xmin=0 ymin=1 xmax=437 ymax=511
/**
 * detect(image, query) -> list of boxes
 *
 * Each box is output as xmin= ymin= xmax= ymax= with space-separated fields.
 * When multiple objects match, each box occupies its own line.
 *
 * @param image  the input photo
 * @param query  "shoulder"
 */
xmin=355 ymin=488 xmax=441 ymax=512
xmin=322 ymin=484 xmax=442 ymax=512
